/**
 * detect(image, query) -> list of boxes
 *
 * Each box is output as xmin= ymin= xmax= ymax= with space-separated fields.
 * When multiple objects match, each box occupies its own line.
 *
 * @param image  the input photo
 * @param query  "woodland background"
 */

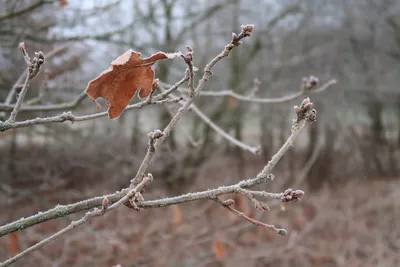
xmin=0 ymin=0 xmax=400 ymax=266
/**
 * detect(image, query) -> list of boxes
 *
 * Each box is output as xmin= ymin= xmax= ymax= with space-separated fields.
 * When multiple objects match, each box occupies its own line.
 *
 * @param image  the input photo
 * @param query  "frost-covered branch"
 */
xmin=0 ymin=96 xmax=315 ymax=239
xmin=0 ymin=24 xmax=328 ymax=265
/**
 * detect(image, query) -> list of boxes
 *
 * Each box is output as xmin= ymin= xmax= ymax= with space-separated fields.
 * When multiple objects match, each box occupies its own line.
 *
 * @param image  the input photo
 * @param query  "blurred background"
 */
xmin=0 ymin=0 xmax=400 ymax=266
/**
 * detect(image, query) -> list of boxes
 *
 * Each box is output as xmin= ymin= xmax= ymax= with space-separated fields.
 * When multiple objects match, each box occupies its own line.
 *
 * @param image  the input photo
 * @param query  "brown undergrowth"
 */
xmin=0 ymin=143 xmax=398 ymax=267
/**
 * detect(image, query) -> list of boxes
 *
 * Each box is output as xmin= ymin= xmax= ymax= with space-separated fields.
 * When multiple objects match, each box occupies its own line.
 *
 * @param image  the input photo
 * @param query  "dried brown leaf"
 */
xmin=213 ymin=235 xmax=225 ymax=261
xmin=85 ymin=50 xmax=181 ymax=118
xmin=172 ymin=205 xmax=182 ymax=225
xmin=58 ymin=0 xmax=68 ymax=8
xmin=9 ymin=232 xmax=20 ymax=255
xmin=227 ymin=96 xmax=237 ymax=110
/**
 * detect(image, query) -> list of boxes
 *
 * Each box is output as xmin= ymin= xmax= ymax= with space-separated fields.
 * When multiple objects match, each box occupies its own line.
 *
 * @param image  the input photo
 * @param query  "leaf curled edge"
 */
xmin=85 ymin=49 xmax=181 ymax=119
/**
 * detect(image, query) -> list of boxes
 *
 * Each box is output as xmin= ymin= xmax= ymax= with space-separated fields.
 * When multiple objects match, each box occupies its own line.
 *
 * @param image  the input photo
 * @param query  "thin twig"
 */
xmin=6 ymin=43 xmax=45 ymax=122
xmin=157 ymin=77 xmax=189 ymax=99
xmin=292 ymin=138 xmax=322 ymax=188
xmin=181 ymin=45 xmax=195 ymax=95
xmin=160 ymin=79 xmax=337 ymax=104
xmin=164 ymin=103 xmax=203 ymax=147
xmin=7 ymin=71 xmax=30 ymax=122
xmin=236 ymin=188 xmax=283 ymax=200
xmin=190 ymin=104 xmax=260 ymax=154
xmin=131 ymin=130 xmax=164 ymax=188
xmin=2 ymin=45 xmax=68 ymax=108
xmin=3 ymin=73 xmax=26 ymax=106
xmin=0 ymin=91 xmax=87 ymax=112
xmin=213 ymin=197 xmax=287 ymax=235
xmin=256 ymin=119 xmax=309 ymax=179
xmin=0 ymin=97 xmax=182 ymax=132
xmin=0 ymin=0 xmax=54 ymax=22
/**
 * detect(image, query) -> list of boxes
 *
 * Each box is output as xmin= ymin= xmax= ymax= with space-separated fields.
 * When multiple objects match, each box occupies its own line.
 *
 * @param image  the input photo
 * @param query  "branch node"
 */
xmin=148 ymin=130 xmax=164 ymax=153
xmin=281 ymin=188 xmax=305 ymax=202
xmin=294 ymin=97 xmax=317 ymax=124
xmin=300 ymin=75 xmax=319 ymax=93
xmin=267 ymin=174 xmax=275 ymax=181
xmin=278 ymin=229 xmax=287 ymax=236
xmin=222 ymin=199 xmax=235 ymax=207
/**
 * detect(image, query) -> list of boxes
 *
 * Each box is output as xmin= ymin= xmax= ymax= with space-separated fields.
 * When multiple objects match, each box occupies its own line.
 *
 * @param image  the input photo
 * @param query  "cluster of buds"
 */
xmin=18 ymin=42 xmax=45 ymax=79
xmin=222 ymin=199 xmax=235 ymax=207
xmin=301 ymin=75 xmax=319 ymax=92
xmin=281 ymin=188 xmax=305 ymax=202
xmin=294 ymin=97 xmax=317 ymax=123
xmin=241 ymin=24 xmax=254 ymax=37
xmin=232 ymin=24 xmax=254 ymax=47
xmin=181 ymin=45 xmax=193 ymax=64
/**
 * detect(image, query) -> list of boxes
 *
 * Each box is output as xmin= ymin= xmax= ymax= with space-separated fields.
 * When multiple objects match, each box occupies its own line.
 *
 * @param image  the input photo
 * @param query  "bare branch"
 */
xmin=0 ymin=92 xmax=87 ymax=112
xmin=130 ymin=24 xmax=255 ymax=187
xmin=0 ymin=96 xmax=315 ymax=238
xmin=157 ymin=77 xmax=189 ymax=99
xmin=0 ymin=176 xmax=152 ymax=267
xmin=7 ymin=43 xmax=45 ymax=122
xmin=0 ymin=0 xmax=54 ymax=22
xmin=212 ymin=197 xmax=287 ymax=236
xmin=181 ymin=45 xmax=195 ymax=95
xmin=0 ymin=24 xmax=329 ymax=266
xmin=2 ymin=45 xmax=68 ymax=108
xmin=0 ymin=97 xmax=183 ymax=132
xmin=161 ymin=79 xmax=337 ymax=104
xmin=130 ymin=131 xmax=164 ymax=189
xmin=190 ymin=104 xmax=260 ymax=154
xmin=7 ymin=70 xmax=30 ymax=122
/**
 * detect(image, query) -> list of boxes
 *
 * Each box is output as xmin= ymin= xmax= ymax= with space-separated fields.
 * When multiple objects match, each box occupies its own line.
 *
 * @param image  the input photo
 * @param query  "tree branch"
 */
xmin=130 ymin=24 xmax=255 ymax=187
xmin=190 ymin=104 xmax=260 ymax=154
xmin=0 ymin=96 xmax=314 ymax=238
xmin=0 ymin=97 xmax=183 ymax=132
xmin=161 ymin=79 xmax=337 ymax=104
xmin=0 ymin=176 xmax=152 ymax=267
xmin=213 ymin=197 xmax=287 ymax=235
xmin=0 ymin=0 xmax=54 ymax=22
xmin=7 ymin=43 xmax=45 ymax=122
xmin=0 ymin=25 xmax=326 ymax=266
